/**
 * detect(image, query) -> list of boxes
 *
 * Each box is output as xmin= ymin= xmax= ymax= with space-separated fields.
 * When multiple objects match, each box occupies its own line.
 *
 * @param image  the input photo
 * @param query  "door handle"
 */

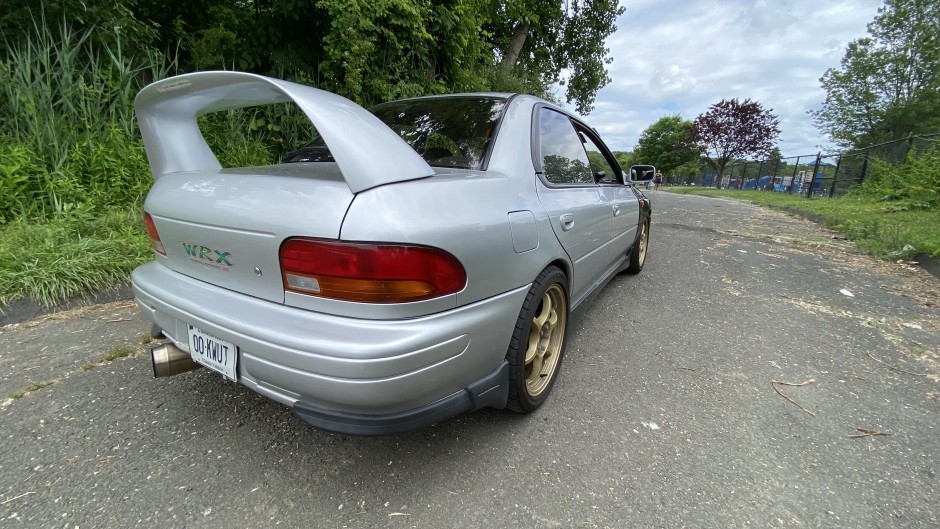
xmin=560 ymin=213 xmax=575 ymax=231
xmin=612 ymin=204 xmax=620 ymax=216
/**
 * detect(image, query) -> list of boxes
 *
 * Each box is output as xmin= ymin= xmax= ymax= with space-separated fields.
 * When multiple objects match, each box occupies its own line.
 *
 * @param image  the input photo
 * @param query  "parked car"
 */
xmin=133 ymin=71 xmax=654 ymax=436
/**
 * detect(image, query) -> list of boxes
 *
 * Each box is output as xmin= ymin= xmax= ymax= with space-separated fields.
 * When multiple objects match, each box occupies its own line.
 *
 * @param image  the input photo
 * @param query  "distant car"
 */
xmin=132 ymin=71 xmax=654 ymax=436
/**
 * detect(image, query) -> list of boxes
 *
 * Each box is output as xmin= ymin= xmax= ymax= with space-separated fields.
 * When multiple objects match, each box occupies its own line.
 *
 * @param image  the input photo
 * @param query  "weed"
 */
xmin=10 ymin=378 xmax=59 ymax=399
xmin=102 ymin=345 xmax=137 ymax=362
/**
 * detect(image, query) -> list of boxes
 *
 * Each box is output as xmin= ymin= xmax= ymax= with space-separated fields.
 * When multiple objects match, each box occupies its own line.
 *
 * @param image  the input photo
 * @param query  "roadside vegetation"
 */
xmin=0 ymin=21 xmax=289 ymax=308
xmin=0 ymin=2 xmax=624 ymax=309
xmin=666 ymin=144 xmax=940 ymax=259
xmin=642 ymin=1 xmax=940 ymax=264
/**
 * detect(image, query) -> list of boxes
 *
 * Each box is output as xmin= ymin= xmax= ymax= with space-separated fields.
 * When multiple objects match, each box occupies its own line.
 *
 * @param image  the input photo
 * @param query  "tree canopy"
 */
xmin=633 ymin=114 xmax=700 ymax=176
xmin=811 ymin=0 xmax=940 ymax=148
xmin=1 ymin=0 xmax=624 ymax=111
xmin=690 ymin=98 xmax=780 ymax=186
xmin=488 ymin=0 xmax=623 ymax=113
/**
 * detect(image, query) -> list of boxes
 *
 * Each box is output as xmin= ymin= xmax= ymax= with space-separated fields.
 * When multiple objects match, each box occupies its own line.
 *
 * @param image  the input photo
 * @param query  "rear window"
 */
xmin=282 ymin=96 xmax=506 ymax=170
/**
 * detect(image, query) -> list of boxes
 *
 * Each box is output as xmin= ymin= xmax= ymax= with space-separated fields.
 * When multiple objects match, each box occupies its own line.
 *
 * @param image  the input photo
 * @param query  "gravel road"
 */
xmin=1 ymin=191 xmax=938 ymax=528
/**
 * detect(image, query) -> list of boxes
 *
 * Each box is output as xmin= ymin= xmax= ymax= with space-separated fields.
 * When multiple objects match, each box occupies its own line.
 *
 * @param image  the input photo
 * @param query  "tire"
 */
xmin=626 ymin=217 xmax=650 ymax=274
xmin=506 ymin=266 xmax=569 ymax=413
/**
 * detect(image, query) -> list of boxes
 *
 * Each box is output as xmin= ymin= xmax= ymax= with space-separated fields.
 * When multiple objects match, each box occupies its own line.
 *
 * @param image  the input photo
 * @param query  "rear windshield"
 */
xmin=282 ymin=96 xmax=506 ymax=170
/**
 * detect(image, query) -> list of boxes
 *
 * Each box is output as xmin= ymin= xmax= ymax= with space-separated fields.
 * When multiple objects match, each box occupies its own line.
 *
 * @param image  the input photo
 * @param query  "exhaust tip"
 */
xmin=151 ymin=343 xmax=201 ymax=378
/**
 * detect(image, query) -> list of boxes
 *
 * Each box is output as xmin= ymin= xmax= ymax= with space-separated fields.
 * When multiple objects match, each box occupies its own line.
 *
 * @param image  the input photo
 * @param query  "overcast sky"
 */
xmin=571 ymin=0 xmax=884 ymax=156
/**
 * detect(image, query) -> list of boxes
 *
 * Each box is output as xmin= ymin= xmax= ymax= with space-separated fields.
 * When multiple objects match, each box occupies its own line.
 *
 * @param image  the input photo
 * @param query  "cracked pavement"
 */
xmin=1 ymin=192 xmax=938 ymax=528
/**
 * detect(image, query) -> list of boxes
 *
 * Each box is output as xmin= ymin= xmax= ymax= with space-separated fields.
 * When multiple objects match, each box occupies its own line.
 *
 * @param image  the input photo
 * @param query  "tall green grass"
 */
xmin=0 ymin=17 xmax=327 ymax=307
xmin=0 ymin=208 xmax=150 ymax=307
xmin=0 ymin=17 xmax=174 ymax=306
xmin=0 ymin=17 xmax=177 ymax=221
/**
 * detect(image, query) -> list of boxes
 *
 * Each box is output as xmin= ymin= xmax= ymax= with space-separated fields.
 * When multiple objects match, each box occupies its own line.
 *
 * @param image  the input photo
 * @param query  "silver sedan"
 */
xmin=132 ymin=71 xmax=654 ymax=436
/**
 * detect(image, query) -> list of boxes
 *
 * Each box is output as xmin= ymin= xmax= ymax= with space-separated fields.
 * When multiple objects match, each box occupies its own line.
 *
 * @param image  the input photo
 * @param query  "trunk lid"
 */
xmin=144 ymin=163 xmax=353 ymax=302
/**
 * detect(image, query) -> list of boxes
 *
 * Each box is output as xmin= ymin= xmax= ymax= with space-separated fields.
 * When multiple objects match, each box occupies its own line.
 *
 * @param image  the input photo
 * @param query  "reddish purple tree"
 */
xmin=690 ymin=99 xmax=780 ymax=187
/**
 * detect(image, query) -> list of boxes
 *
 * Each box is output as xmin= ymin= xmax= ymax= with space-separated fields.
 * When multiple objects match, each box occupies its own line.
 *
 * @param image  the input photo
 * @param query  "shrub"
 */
xmin=860 ymin=143 xmax=940 ymax=209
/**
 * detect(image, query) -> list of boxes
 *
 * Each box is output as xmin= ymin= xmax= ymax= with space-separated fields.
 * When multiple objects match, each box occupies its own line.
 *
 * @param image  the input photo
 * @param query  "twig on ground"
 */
xmin=771 ymin=378 xmax=816 ymax=416
xmin=106 ymin=318 xmax=131 ymax=323
xmin=866 ymin=351 xmax=927 ymax=376
xmin=849 ymin=427 xmax=892 ymax=439
xmin=1 ymin=491 xmax=36 ymax=505
xmin=772 ymin=378 xmax=815 ymax=387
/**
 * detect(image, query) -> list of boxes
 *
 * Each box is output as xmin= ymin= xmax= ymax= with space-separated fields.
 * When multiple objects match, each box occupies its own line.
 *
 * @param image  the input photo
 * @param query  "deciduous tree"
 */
xmin=811 ymin=0 xmax=940 ymax=148
xmin=690 ymin=99 xmax=780 ymax=187
xmin=488 ymin=0 xmax=624 ymax=113
xmin=633 ymin=114 xmax=700 ymax=176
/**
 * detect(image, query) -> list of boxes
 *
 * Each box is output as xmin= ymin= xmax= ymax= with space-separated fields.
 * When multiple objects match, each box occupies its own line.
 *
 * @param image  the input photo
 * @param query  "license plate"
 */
xmin=187 ymin=324 xmax=238 ymax=381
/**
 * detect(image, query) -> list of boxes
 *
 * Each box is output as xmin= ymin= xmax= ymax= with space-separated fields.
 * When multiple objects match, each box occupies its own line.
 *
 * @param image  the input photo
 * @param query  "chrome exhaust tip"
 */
xmin=151 ymin=343 xmax=201 ymax=378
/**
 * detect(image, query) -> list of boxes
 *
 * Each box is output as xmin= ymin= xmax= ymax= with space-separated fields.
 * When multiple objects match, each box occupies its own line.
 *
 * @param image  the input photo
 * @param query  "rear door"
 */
xmin=533 ymin=107 xmax=611 ymax=300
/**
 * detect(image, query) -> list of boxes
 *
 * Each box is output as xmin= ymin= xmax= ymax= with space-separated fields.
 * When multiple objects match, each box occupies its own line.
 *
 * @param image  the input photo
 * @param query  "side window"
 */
xmin=579 ymin=130 xmax=620 ymax=184
xmin=538 ymin=108 xmax=593 ymax=185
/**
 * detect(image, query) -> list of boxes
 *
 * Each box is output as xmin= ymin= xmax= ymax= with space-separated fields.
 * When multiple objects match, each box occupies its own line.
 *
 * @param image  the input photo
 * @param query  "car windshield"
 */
xmin=281 ymin=96 xmax=506 ymax=170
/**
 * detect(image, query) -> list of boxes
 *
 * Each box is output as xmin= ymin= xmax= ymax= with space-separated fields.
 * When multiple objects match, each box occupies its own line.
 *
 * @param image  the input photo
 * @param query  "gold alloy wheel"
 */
xmin=524 ymin=283 xmax=567 ymax=397
xmin=638 ymin=220 xmax=649 ymax=266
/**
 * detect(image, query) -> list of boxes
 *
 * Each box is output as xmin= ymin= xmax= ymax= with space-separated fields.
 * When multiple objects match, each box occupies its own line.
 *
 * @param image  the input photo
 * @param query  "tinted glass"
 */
xmin=282 ymin=97 xmax=505 ymax=170
xmin=538 ymin=108 xmax=593 ymax=185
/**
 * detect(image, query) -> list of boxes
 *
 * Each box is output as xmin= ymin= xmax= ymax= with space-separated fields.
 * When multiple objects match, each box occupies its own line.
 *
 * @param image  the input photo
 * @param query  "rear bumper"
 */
xmin=131 ymin=262 xmax=526 ymax=424
xmin=292 ymin=361 xmax=509 ymax=436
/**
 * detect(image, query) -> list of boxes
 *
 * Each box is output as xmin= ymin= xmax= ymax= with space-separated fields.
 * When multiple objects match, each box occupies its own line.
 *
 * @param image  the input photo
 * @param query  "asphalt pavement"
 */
xmin=1 ymin=191 xmax=938 ymax=528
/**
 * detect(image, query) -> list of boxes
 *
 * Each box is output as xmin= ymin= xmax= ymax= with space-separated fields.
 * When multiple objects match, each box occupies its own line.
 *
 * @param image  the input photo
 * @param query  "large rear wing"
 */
xmin=134 ymin=71 xmax=433 ymax=193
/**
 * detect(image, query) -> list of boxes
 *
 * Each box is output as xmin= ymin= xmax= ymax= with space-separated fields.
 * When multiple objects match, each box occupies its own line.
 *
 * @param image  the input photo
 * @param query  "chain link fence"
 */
xmin=698 ymin=133 xmax=940 ymax=198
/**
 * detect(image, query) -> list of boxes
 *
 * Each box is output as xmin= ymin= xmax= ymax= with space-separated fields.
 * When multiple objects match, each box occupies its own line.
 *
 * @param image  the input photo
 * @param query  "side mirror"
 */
xmin=629 ymin=164 xmax=656 ymax=182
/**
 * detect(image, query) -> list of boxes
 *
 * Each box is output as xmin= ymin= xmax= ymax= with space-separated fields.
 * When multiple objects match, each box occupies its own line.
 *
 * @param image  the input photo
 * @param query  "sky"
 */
xmin=568 ymin=0 xmax=884 ymax=156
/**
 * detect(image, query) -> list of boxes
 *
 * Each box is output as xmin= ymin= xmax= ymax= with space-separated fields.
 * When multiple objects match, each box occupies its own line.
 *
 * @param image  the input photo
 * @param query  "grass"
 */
xmin=10 ymin=378 xmax=59 ymax=399
xmin=101 ymin=345 xmax=137 ymax=361
xmin=0 ymin=207 xmax=151 ymax=307
xmin=81 ymin=344 xmax=143 ymax=372
xmin=664 ymin=187 xmax=940 ymax=259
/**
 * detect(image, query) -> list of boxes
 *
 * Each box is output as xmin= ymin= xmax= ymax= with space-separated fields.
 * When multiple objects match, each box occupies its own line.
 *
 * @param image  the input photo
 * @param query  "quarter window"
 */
xmin=579 ymin=131 xmax=619 ymax=184
xmin=538 ymin=108 xmax=593 ymax=185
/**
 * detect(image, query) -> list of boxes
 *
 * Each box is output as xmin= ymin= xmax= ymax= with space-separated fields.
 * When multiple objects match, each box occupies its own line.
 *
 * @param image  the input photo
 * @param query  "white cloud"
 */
xmin=567 ymin=0 xmax=883 ymax=155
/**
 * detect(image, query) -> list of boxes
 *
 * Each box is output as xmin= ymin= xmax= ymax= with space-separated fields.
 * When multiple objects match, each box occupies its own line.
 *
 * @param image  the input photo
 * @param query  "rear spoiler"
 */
xmin=134 ymin=71 xmax=433 ymax=193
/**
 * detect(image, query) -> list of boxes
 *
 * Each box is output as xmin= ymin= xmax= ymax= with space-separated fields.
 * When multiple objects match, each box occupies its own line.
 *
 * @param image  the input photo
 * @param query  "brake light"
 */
xmin=143 ymin=212 xmax=166 ymax=256
xmin=279 ymin=238 xmax=466 ymax=303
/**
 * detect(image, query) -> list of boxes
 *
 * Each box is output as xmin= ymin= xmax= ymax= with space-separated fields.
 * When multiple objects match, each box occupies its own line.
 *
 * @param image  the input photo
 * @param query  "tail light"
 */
xmin=279 ymin=238 xmax=466 ymax=303
xmin=143 ymin=212 xmax=166 ymax=256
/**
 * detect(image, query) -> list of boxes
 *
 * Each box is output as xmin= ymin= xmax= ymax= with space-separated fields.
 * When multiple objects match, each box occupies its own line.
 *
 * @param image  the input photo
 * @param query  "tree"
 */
xmin=488 ymin=0 xmax=625 ymax=113
xmin=811 ymin=0 xmax=940 ymax=147
xmin=121 ymin=0 xmax=623 ymax=111
xmin=672 ymin=160 xmax=702 ymax=185
xmin=764 ymin=146 xmax=785 ymax=175
xmin=612 ymin=151 xmax=634 ymax=170
xmin=633 ymin=114 xmax=700 ymax=176
xmin=690 ymin=99 xmax=780 ymax=187
xmin=0 ymin=0 xmax=158 ymax=59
